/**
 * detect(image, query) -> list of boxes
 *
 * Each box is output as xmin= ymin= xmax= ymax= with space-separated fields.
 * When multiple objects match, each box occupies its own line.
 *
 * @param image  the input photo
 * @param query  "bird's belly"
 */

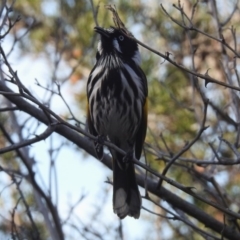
xmin=94 ymin=98 xmax=139 ymax=143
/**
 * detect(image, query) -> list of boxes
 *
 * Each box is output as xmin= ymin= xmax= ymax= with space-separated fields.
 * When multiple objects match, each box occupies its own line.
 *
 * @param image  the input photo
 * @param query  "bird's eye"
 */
xmin=119 ymin=35 xmax=124 ymax=41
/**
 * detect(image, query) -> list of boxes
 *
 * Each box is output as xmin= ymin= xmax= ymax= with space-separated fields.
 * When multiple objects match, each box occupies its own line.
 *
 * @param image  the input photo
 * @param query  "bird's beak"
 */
xmin=94 ymin=26 xmax=110 ymax=38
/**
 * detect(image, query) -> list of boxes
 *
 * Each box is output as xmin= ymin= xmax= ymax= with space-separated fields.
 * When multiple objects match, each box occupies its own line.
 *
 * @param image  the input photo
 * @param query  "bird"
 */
xmin=86 ymin=26 xmax=148 ymax=219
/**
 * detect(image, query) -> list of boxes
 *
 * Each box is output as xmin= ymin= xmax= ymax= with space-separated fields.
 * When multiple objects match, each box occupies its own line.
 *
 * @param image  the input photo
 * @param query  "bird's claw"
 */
xmin=95 ymin=135 xmax=106 ymax=158
xmin=122 ymin=150 xmax=133 ymax=163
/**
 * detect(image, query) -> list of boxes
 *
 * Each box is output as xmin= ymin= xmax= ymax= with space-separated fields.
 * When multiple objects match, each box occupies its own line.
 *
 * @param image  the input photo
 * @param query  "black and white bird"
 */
xmin=87 ymin=26 xmax=148 ymax=219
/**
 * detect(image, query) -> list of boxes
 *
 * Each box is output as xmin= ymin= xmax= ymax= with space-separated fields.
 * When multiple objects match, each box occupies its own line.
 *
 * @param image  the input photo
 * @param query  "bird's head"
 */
xmin=94 ymin=26 xmax=141 ymax=65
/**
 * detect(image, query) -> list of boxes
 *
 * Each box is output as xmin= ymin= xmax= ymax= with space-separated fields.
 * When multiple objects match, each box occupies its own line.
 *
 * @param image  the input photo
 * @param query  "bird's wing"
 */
xmin=86 ymin=102 xmax=103 ymax=159
xmin=135 ymin=67 xmax=148 ymax=160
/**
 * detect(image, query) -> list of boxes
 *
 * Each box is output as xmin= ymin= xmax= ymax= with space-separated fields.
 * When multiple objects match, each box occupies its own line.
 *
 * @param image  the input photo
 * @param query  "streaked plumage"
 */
xmin=87 ymin=26 xmax=148 ymax=219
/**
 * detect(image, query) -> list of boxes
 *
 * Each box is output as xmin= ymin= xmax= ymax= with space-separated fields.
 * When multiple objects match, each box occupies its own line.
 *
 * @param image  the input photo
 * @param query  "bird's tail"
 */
xmin=112 ymin=155 xmax=141 ymax=219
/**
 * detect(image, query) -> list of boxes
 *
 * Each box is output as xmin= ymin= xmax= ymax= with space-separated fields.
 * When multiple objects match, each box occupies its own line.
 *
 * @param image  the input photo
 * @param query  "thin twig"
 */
xmin=0 ymin=123 xmax=58 ymax=154
xmin=157 ymin=99 xmax=209 ymax=189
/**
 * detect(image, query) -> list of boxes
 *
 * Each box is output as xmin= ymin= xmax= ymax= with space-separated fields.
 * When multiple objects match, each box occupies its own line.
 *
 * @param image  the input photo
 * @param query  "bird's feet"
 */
xmin=96 ymin=134 xmax=105 ymax=149
xmin=94 ymin=135 xmax=106 ymax=160
xmin=122 ymin=150 xmax=133 ymax=164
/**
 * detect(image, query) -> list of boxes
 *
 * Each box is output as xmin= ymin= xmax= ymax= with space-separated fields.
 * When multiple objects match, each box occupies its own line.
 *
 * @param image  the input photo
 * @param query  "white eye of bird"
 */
xmin=119 ymin=35 xmax=124 ymax=41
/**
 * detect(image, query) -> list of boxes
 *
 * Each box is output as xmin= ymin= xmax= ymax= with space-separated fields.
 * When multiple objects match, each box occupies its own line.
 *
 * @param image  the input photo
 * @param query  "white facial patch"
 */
xmin=132 ymin=50 xmax=141 ymax=65
xmin=113 ymin=38 xmax=122 ymax=53
xmin=97 ymin=41 xmax=103 ymax=55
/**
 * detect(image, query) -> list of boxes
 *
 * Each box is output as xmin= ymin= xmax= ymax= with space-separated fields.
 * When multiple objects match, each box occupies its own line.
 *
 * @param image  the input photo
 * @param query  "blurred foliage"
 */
xmin=2 ymin=0 xmax=240 ymax=239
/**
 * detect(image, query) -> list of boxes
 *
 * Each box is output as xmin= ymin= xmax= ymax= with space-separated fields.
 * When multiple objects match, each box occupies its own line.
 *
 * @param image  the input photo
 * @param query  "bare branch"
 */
xmin=0 ymin=123 xmax=58 ymax=154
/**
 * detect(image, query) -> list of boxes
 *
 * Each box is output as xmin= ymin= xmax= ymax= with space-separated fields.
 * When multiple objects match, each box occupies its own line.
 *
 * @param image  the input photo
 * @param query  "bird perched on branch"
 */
xmin=87 ymin=25 xmax=148 ymax=219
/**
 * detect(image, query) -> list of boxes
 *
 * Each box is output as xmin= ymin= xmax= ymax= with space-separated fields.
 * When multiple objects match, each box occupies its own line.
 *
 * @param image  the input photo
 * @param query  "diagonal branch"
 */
xmin=0 ymin=123 xmax=58 ymax=154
